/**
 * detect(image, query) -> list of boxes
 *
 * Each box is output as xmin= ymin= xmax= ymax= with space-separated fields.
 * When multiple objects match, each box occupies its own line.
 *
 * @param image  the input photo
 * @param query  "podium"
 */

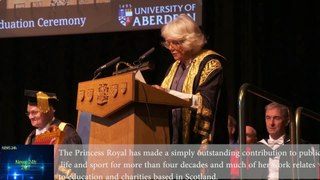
xmin=76 ymin=72 xmax=191 ymax=144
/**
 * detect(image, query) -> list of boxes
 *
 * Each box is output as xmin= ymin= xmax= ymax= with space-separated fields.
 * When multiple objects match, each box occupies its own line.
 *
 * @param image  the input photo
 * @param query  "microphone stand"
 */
xmin=112 ymin=61 xmax=153 ymax=75
xmin=92 ymin=71 xmax=102 ymax=80
xmin=114 ymin=61 xmax=134 ymax=75
xmin=92 ymin=56 xmax=121 ymax=80
xmin=112 ymin=47 xmax=155 ymax=75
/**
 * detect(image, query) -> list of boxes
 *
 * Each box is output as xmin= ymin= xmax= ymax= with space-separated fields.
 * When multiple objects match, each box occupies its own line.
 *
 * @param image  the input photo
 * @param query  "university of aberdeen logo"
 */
xmin=118 ymin=4 xmax=133 ymax=27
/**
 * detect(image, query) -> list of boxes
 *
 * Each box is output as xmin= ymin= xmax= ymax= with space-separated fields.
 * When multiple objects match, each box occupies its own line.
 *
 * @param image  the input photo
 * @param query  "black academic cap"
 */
xmin=24 ymin=89 xmax=59 ymax=113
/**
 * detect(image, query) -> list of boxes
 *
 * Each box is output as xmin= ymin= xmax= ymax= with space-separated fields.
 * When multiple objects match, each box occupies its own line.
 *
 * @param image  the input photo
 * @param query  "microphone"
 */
xmin=94 ymin=56 xmax=121 ymax=74
xmin=113 ymin=61 xmax=154 ymax=75
xmin=137 ymin=47 xmax=155 ymax=61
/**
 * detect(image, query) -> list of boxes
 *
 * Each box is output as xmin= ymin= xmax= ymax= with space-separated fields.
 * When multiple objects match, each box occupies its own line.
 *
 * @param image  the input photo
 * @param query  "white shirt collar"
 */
xmin=268 ymin=134 xmax=285 ymax=144
xmin=35 ymin=118 xmax=55 ymax=135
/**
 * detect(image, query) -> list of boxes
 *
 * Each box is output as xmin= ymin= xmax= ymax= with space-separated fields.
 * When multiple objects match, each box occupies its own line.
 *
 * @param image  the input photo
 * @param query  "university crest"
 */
xmin=118 ymin=4 xmax=133 ymax=27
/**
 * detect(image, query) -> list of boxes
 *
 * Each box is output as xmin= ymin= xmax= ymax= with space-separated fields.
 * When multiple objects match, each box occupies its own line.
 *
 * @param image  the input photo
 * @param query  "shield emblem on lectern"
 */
xmin=111 ymin=84 xmax=118 ymax=98
xmin=120 ymin=82 xmax=127 ymax=94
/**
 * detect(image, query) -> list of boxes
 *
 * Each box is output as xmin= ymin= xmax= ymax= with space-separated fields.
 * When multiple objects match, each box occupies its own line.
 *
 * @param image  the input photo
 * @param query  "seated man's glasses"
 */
xmin=25 ymin=111 xmax=40 ymax=117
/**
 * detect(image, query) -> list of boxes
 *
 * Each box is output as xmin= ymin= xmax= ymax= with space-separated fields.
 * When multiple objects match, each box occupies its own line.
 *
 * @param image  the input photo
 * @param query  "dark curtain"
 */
xmin=1 ymin=0 xmax=319 ymax=144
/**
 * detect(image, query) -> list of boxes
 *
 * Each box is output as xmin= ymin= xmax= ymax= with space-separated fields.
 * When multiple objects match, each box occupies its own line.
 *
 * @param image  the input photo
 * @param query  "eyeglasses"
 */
xmin=25 ymin=111 xmax=40 ymax=117
xmin=265 ymin=116 xmax=283 ymax=121
xmin=161 ymin=39 xmax=185 ymax=49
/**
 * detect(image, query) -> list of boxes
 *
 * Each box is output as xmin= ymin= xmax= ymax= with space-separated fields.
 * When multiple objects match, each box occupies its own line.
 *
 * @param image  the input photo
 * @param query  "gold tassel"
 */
xmin=36 ymin=91 xmax=50 ymax=113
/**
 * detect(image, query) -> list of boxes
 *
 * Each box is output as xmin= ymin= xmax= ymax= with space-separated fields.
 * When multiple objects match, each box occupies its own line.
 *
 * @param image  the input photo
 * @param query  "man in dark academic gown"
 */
xmin=24 ymin=89 xmax=82 ymax=145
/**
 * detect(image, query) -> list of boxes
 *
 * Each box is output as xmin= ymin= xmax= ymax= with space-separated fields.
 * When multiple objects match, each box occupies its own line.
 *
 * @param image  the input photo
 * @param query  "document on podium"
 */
xmin=135 ymin=70 xmax=146 ymax=84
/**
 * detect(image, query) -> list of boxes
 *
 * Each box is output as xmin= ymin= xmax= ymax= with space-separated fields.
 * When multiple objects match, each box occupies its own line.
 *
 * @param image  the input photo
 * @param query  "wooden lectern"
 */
xmin=76 ymin=72 xmax=191 ymax=144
